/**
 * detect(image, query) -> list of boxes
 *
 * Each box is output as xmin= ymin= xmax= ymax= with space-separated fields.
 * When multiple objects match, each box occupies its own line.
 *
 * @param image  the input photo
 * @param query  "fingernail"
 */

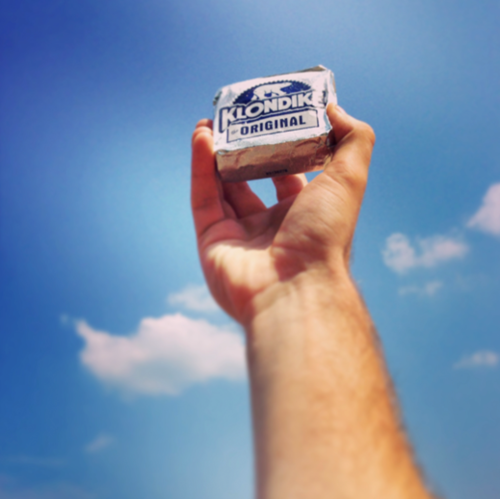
xmin=336 ymin=105 xmax=347 ymax=115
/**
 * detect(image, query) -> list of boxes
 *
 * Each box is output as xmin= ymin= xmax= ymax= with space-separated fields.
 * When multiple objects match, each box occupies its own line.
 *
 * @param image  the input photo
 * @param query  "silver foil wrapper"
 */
xmin=213 ymin=65 xmax=337 ymax=182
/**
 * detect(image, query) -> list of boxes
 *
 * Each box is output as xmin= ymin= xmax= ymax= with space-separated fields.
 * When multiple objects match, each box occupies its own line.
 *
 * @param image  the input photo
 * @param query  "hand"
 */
xmin=191 ymin=104 xmax=375 ymax=325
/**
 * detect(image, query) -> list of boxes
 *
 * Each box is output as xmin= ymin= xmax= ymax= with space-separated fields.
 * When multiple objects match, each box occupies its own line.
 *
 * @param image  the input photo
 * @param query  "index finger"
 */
xmin=191 ymin=121 xmax=226 ymax=238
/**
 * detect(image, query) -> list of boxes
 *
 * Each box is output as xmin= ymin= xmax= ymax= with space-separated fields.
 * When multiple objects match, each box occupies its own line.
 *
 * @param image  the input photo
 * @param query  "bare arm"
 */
xmin=191 ymin=104 xmax=434 ymax=499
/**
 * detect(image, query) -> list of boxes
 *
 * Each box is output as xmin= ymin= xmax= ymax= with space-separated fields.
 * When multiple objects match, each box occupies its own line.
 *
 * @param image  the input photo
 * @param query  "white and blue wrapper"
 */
xmin=213 ymin=65 xmax=337 ymax=182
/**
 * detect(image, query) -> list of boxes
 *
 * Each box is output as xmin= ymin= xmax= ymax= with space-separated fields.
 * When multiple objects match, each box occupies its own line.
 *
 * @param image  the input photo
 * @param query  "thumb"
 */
xmin=323 ymin=103 xmax=376 ymax=189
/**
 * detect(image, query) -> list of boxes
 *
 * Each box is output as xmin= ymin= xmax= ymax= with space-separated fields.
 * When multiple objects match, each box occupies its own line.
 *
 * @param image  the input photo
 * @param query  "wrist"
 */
xmin=242 ymin=263 xmax=360 ymax=334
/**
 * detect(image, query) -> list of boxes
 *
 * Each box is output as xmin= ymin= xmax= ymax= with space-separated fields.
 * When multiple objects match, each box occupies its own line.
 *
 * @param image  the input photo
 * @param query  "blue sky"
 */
xmin=1 ymin=0 xmax=499 ymax=498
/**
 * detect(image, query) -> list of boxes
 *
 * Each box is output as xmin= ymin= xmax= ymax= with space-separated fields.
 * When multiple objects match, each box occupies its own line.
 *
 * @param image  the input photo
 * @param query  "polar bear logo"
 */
xmin=251 ymin=83 xmax=291 ymax=101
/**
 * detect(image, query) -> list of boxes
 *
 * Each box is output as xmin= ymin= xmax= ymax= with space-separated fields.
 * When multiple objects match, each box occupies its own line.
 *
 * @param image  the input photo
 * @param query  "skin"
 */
xmin=191 ymin=104 xmax=435 ymax=499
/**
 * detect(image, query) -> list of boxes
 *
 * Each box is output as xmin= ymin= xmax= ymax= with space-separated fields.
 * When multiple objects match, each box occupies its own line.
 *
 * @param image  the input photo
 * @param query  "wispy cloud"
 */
xmin=167 ymin=284 xmax=219 ymax=312
xmin=0 ymin=476 xmax=93 ymax=499
xmin=75 ymin=314 xmax=246 ymax=396
xmin=84 ymin=434 xmax=114 ymax=454
xmin=398 ymin=280 xmax=443 ymax=297
xmin=467 ymin=183 xmax=500 ymax=237
xmin=454 ymin=351 xmax=499 ymax=369
xmin=0 ymin=457 xmax=65 ymax=468
xmin=383 ymin=233 xmax=468 ymax=274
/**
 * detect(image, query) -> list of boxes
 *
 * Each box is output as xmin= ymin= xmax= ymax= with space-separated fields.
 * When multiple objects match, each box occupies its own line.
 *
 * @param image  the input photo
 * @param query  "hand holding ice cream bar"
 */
xmin=213 ymin=65 xmax=337 ymax=182
xmin=193 ymin=81 xmax=432 ymax=499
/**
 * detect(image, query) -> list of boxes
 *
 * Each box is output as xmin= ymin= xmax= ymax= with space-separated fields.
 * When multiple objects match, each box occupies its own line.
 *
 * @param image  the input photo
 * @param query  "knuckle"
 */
xmin=362 ymin=123 xmax=376 ymax=146
xmin=191 ymin=128 xmax=203 ymax=144
xmin=192 ymin=125 xmax=213 ymax=139
xmin=192 ymin=192 xmax=217 ymax=211
xmin=353 ymin=122 xmax=376 ymax=146
xmin=343 ymin=166 xmax=368 ymax=193
xmin=328 ymin=158 xmax=368 ymax=192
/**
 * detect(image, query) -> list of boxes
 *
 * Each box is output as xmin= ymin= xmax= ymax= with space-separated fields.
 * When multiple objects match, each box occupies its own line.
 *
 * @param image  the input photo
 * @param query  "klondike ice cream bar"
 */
xmin=213 ymin=65 xmax=337 ymax=182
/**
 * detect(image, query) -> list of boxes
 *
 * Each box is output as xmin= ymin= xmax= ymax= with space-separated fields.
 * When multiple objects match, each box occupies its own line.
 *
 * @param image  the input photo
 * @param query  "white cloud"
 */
xmin=167 ymin=284 xmax=219 ymax=312
xmin=84 ymin=434 xmax=114 ymax=454
xmin=398 ymin=280 xmax=443 ymax=297
xmin=75 ymin=313 xmax=246 ymax=396
xmin=467 ymin=183 xmax=500 ymax=236
xmin=454 ymin=350 xmax=499 ymax=369
xmin=383 ymin=233 xmax=468 ymax=274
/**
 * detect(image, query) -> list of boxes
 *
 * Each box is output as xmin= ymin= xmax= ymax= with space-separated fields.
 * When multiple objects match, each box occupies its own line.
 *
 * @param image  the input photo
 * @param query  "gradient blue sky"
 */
xmin=1 ymin=1 xmax=499 ymax=498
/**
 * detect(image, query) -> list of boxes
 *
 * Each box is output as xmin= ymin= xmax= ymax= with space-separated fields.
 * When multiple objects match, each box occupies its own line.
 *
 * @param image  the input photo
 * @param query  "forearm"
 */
xmin=245 ymin=269 xmax=433 ymax=499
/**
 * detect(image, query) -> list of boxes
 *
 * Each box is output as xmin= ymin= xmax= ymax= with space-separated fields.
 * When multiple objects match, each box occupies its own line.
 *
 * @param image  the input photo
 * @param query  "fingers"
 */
xmin=222 ymin=181 xmax=267 ymax=219
xmin=324 ymin=103 xmax=376 ymax=193
xmin=222 ymin=172 xmax=308 ymax=220
xmin=195 ymin=118 xmax=213 ymax=129
xmin=272 ymin=174 xmax=308 ymax=202
xmin=191 ymin=121 xmax=226 ymax=238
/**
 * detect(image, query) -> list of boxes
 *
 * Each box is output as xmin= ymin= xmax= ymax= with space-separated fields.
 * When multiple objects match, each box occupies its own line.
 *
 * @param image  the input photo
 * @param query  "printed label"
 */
xmin=219 ymin=80 xmax=320 ymax=141
xmin=227 ymin=109 xmax=318 ymax=142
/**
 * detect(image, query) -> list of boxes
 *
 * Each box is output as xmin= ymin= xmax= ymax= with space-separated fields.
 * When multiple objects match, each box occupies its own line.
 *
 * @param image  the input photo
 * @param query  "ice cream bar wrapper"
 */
xmin=213 ymin=65 xmax=337 ymax=182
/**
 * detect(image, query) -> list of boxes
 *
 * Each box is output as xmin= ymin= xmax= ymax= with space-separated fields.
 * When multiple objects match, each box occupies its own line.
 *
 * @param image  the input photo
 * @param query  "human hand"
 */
xmin=191 ymin=104 xmax=375 ymax=325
